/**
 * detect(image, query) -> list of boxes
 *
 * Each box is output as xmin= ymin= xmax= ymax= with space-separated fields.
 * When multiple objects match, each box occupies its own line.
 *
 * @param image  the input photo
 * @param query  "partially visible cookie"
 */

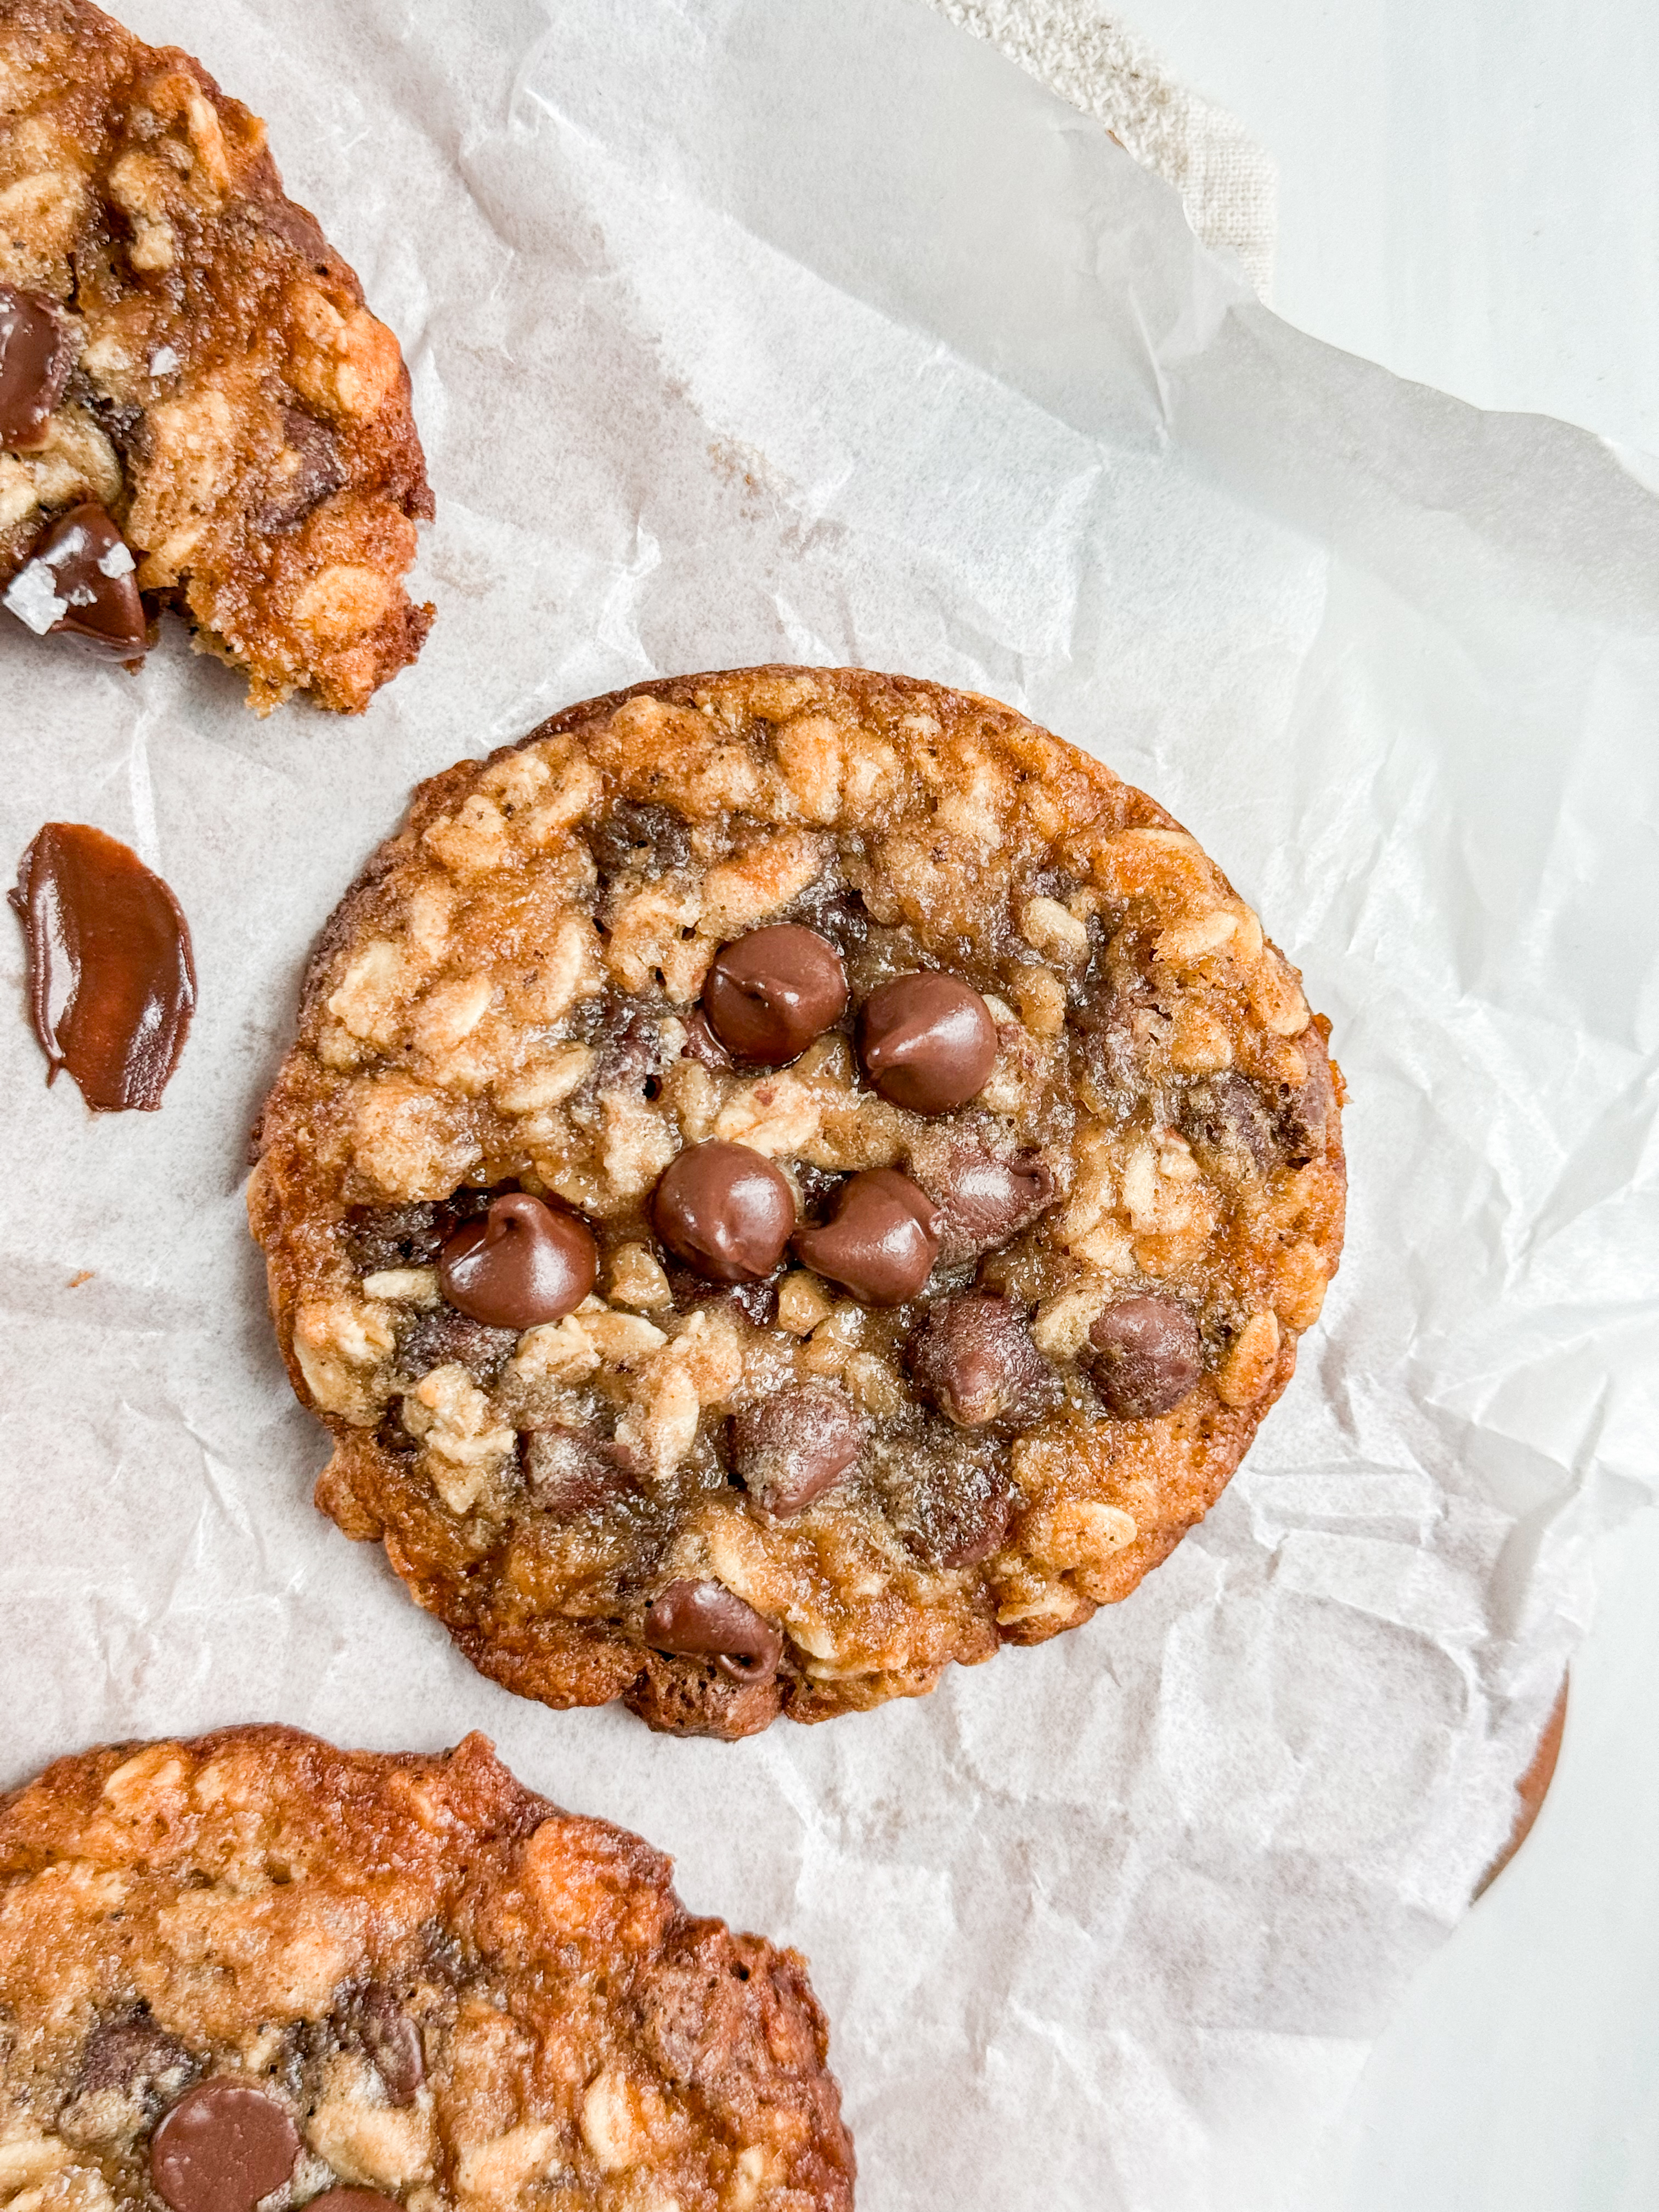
xmin=0 ymin=0 xmax=432 ymax=711
xmin=250 ymin=668 xmax=1346 ymax=1736
xmin=0 ymin=1728 xmax=855 ymax=2212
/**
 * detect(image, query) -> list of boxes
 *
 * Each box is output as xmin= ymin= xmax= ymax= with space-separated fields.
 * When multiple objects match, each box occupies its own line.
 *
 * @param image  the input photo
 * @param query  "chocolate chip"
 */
xmin=1086 ymin=1296 xmax=1203 ymax=1418
xmin=909 ymin=1137 xmax=1056 ymax=1263
xmin=858 ymin=971 xmax=998 ymax=1114
xmin=346 ymin=1984 xmax=422 ymax=2106
xmin=1276 ymin=1026 xmax=1335 ymax=1163
xmin=701 ymin=924 xmax=848 ymax=1065
xmin=883 ymin=1432 xmax=1018 ymax=1568
xmin=150 ymin=2080 xmax=300 ymax=2212
xmin=4 ymin=504 xmax=148 ymax=658
xmin=256 ymin=406 xmax=345 ymax=533
xmin=521 ymin=1426 xmax=638 ymax=1515
xmin=588 ymin=801 xmax=691 ymax=882
xmin=680 ymin=1005 xmax=732 ymax=1071
xmin=346 ymin=1201 xmax=442 ymax=1272
xmin=0 ymin=286 xmax=74 ymax=449
xmin=645 ymin=1579 xmax=785 ymax=1682
xmin=1178 ymin=1073 xmax=1276 ymax=1184
xmin=438 ymin=1193 xmax=598 ymax=1329
xmin=907 ymin=1295 xmax=1060 ymax=1434
xmin=651 ymin=1142 xmax=795 ymax=1284
xmin=729 ymin=1383 xmax=864 ymax=1516
xmin=396 ymin=1306 xmax=518 ymax=1386
xmin=791 ymin=1168 xmax=942 ymax=1305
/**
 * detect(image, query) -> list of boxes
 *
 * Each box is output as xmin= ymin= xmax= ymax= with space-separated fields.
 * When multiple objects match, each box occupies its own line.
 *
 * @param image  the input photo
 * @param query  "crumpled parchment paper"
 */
xmin=3 ymin=3 xmax=1656 ymax=2207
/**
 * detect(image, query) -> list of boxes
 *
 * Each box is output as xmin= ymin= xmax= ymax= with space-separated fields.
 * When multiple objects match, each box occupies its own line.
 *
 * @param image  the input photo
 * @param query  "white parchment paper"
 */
xmin=3 ymin=3 xmax=1657 ymax=2205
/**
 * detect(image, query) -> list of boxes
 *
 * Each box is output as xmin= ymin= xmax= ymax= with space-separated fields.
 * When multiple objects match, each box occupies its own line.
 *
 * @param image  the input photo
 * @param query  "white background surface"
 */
xmin=1131 ymin=0 xmax=1659 ymax=459
xmin=2 ymin=3 xmax=1653 ymax=2207
xmin=1120 ymin=3 xmax=1659 ymax=2205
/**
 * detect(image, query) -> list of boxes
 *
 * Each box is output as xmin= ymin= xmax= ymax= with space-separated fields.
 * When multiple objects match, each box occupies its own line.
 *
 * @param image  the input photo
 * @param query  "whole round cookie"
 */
xmin=250 ymin=668 xmax=1346 ymax=1736
xmin=0 ymin=1728 xmax=854 ymax=2211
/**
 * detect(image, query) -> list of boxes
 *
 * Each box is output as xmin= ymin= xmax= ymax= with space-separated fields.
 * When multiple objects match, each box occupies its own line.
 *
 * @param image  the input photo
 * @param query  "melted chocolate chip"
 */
xmin=396 ymin=1306 xmax=518 ymax=1386
xmin=438 ymin=1194 xmax=597 ymax=1329
xmin=884 ymin=1432 xmax=1018 ymax=1568
xmin=645 ymin=1579 xmax=785 ymax=1682
xmin=858 ymin=970 xmax=998 ymax=1114
xmin=263 ymin=198 xmax=332 ymax=269
xmin=256 ymin=406 xmax=345 ymax=533
xmin=907 ymin=1295 xmax=1060 ymax=1434
xmin=346 ymin=1201 xmax=442 ymax=1272
xmin=642 ymin=1935 xmax=749 ymax=2089
xmin=729 ymin=1383 xmax=865 ymax=1517
xmin=591 ymin=996 xmax=663 ymax=1094
xmin=521 ymin=1426 xmax=639 ymax=1515
xmin=0 ymin=285 xmax=74 ymax=449
xmin=10 ymin=821 xmax=196 ymax=1111
xmin=72 ymin=2018 xmax=191 ymax=2104
xmin=701 ymin=924 xmax=848 ymax=1065
xmin=680 ymin=1006 xmax=732 ymax=1071
xmin=589 ymin=801 xmax=691 ymax=882
xmin=346 ymin=1984 xmax=422 ymax=2106
xmin=4 ymin=504 xmax=148 ymax=657
xmin=910 ymin=1138 xmax=1056 ymax=1263
xmin=791 ymin=1168 xmax=942 ymax=1305
xmin=150 ymin=2080 xmax=299 ymax=2212
xmin=1086 ymin=1296 xmax=1203 ymax=1418
xmin=1070 ymin=994 xmax=1143 ymax=1112
xmin=1179 ymin=1073 xmax=1276 ymax=1184
xmin=1276 ymin=1026 xmax=1336 ymax=1163
xmin=651 ymin=1142 xmax=796 ymax=1284
xmin=786 ymin=881 xmax=870 ymax=958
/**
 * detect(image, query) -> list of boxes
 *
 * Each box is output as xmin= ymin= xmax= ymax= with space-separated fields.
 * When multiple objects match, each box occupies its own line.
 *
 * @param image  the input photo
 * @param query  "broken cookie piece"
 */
xmin=0 ymin=0 xmax=432 ymax=712
xmin=0 ymin=1728 xmax=855 ymax=2211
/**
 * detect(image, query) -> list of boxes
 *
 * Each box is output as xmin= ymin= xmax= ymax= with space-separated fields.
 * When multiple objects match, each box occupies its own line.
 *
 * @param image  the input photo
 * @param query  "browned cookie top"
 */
xmin=250 ymin=668 xmax=1346 ymax=1735
xmin=0 ymin=0 xmax=432 ymax=711
xmin=0 ymin=1729 xmax=854 ymax=2212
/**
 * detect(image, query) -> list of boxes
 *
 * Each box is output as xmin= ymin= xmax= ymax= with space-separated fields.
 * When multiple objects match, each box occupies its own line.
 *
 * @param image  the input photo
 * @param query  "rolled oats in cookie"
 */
xmin=0 ymin=1728 xmax=855 ymax=2212
xmin=249 ymin=667 xmax=1347 ymax=1737
xmin=0 ymin=0 xmax=432 ymax=711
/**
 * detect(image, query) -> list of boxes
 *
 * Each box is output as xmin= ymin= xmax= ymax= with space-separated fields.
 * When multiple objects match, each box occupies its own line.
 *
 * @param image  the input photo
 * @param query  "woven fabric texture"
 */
xmin=924 ymin=0 xmax=1277 ymax=298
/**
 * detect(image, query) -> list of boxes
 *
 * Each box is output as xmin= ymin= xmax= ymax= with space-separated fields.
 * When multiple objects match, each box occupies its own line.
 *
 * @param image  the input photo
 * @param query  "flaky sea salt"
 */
xmin=2 ymin=560 xmax=69 ymax=636
xmin=97 ymin=539 xmax=136 ymax=578
xmin=149 ymin=344 xmax=180 ymax=376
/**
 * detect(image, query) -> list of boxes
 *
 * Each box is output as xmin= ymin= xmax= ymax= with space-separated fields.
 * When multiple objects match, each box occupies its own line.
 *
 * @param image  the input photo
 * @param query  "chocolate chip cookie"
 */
xmin=0 ymin=1728 xmax=854 ymax=2211
xmin=249 ymin=669 xmax=1346 ymax=1736
xmin=0 ymin=0 xmax=432 ymax=710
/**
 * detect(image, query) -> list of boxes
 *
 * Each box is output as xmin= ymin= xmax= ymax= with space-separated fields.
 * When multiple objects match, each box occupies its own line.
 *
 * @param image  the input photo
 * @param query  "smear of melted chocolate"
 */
xmin=10 ymin=822 xmax=196 ymax=1110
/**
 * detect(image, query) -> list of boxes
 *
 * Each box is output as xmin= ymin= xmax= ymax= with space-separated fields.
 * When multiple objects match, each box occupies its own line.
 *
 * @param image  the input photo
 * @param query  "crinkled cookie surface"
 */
xmin=250 ymin=668 xmax=1346 ymax=1736
xmin=0 ymin=1728 xmax=854 ymax=2212
xmin=0 ymin=0 xmax=431 ymax=709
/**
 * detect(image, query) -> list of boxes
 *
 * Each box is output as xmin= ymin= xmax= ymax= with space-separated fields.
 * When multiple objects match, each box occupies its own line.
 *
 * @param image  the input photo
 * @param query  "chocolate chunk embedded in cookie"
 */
xmin=0 ymin=1729 xmax=854 ymax=2210
xmin=249 ymin=667 xmax=1347 ymax=1735
xmin=0 ymin=1 xmax=432 ymax=712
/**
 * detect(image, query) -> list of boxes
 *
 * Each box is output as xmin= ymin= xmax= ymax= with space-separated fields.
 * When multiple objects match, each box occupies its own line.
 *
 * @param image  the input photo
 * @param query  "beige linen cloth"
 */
xmin=924 ymin=0 xmax=1277 ymax=297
